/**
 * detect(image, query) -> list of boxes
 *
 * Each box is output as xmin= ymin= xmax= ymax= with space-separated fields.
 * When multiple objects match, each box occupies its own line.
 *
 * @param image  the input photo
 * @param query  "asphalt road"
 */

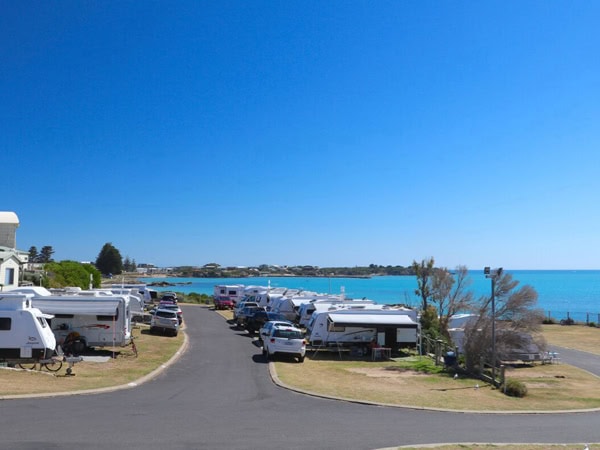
xmin=1 ymin=305 xmax=599 ymax=450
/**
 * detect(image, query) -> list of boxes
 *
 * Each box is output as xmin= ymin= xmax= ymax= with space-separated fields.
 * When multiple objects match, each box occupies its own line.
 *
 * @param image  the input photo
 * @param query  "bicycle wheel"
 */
xmin=18 ymin=363 xmax=37 ymax=370
xmin=43 ymin=360 xmax=63 ymax=372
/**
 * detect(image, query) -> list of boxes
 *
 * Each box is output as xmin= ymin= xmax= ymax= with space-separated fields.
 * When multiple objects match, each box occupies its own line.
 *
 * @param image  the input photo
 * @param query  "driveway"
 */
xmin=0 ymin=305 xmax=599 ymax=450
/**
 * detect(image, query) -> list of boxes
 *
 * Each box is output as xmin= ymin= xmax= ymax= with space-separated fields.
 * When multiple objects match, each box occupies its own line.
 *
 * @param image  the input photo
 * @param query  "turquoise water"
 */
xmin=146 ymin=270 xmax=600 ymax=322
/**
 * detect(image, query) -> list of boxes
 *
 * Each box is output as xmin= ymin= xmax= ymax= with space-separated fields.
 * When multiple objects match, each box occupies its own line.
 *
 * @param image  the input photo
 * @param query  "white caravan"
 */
xmin=213 ymin=284 xmax=246 ymax=305
xmin=271 ymin=296 xmax=316 ymax=323
xmin=0 ymin=293 xmax=56 ymax=363
xmin=31 ymin=294 xmax=134 ymax=350
xmin=297 ymin=298 xmax=377 ymax=328
xmin=306 ymin=308 xmax=419 ymax=350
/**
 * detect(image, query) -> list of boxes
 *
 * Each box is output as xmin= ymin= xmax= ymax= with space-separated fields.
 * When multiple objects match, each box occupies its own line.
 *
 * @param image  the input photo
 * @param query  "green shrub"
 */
xmin=542 ymin=318 xmax=555 ymax=324
xmin=181 ymin=292 xmax=212 ymax=304
xmin=588 ymin=322 xmax=597 ymax=328
xmin=503 ymin=379 xmax=528 ymax=397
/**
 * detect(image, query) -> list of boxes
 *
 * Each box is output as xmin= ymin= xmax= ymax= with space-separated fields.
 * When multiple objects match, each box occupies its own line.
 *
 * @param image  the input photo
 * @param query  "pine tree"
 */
xmin=95 ymin=243 xmax=123 ymax=276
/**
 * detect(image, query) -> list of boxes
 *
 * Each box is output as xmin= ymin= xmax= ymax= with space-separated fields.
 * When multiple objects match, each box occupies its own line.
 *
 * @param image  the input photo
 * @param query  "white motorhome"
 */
xmin=213 ymin=284 xmax=246 ymax=305
xmin=0 ymin=293 xmax=56 ymax=363
xmin=306 ymin=308 xmax=419 ymax=350
xmin=31 ymin=295 xmax=134 ymax=350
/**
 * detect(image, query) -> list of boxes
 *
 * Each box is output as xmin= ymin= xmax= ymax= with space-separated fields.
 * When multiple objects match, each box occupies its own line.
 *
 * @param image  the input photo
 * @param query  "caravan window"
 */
xmin=55 ymin=314 xmax=75 ymax=319
xmin=36 ymin=317 xmax=49 ymax=328
xmin=0 ymin=317 xmax=11 ymax=331
xmin=97 ymin=311 xmax=118 ymax=321
xmin=327 ymin=318 xmax=344 ymax=332
xmin=96 ymin=312 xmax=119 ymax=322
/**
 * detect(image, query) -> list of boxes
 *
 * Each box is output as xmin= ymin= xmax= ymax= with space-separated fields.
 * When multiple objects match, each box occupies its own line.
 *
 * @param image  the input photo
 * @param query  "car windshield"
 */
xmin=156 ymin=310 xmax=177 ymax=318
xmin=273 ymin=329 xmax=303 ymax=339
xmin=160 ymin=305 xmax=179 ymax=311
xmin=268 ymin=313 xmax=287 ymax=321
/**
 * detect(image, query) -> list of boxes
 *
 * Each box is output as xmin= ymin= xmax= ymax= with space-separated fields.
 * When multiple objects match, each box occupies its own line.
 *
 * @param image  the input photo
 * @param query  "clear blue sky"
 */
xmin=3 ymin=1 xmax=600 ymax=270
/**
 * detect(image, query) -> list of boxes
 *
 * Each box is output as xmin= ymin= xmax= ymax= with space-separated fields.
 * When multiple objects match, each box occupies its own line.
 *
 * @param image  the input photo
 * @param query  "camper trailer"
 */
xmin=306 ymin=308 xmax=419 ymax=351
xmin=271 ymin=296 xmax=316 ymax=323
xmin=213 ymin=284 xmax=246 ymax=306
xmin=31 ymin=295 xmax=133 ymax=350
xmin=297 ymin=298 xmax=376 ymax=328
xmin=0 ymin=294 xmax=56 ymax=362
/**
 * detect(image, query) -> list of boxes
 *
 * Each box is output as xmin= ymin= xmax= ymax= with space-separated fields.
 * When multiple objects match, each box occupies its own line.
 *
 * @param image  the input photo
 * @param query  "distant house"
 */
xmin=0 ymin=211 xmax=28 ymax=288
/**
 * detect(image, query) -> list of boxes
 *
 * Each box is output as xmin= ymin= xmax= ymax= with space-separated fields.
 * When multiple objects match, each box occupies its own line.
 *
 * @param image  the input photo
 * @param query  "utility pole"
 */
xmin=484 ymin=266 xmax=503 ymax=383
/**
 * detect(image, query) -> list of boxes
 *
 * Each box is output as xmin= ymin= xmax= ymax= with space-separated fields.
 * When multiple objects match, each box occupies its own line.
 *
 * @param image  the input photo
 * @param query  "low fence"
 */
xmin=544 ymin=310 xmax=600 ymax=325
xmin=421 ymin=336 xmax=506 ymax=387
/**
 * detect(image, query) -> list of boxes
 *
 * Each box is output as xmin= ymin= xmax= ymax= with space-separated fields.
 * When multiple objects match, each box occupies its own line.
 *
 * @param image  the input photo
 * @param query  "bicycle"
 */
xmin=18 ymin=357 xmax=63 ymax=372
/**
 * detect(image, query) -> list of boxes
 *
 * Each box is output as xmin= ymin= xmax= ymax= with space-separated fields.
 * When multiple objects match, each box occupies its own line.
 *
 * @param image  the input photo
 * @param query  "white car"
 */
xmin=259 ymin=320 xmax=294 ymax=341
xmin=262 ymin=325 xmax=306 ymax=363
xmin=150 ymin=308 xmax=180 ymax=336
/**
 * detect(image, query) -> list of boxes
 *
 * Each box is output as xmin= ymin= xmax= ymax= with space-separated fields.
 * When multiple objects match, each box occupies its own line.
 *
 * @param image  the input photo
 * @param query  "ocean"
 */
xmin=145 ymin=270 xmax=600 ymax=323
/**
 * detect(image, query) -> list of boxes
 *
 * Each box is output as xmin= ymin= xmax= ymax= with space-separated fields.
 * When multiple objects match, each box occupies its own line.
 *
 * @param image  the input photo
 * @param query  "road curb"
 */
xmin=267 ymin=361 xmax=600 ymax=415
xmin=0 ymin=331 xmax=190 ymax=400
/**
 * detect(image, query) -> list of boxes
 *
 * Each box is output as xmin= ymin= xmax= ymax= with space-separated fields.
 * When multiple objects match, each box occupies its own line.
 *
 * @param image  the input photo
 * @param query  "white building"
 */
xmin=0 ymin=211 xmax=28 ymax=288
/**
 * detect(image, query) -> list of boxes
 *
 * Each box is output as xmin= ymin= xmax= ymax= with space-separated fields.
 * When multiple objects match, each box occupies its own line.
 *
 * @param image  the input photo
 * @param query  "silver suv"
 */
xmin=262 ymin=325 xmax=306 ymax=363
xmin=150 ymin=308 xmax=180 ymax=336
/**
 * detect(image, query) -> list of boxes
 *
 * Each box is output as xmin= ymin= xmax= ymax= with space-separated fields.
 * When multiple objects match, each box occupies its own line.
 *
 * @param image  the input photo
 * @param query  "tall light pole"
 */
xmin=484 ymin=266 xmax=503 ymax=382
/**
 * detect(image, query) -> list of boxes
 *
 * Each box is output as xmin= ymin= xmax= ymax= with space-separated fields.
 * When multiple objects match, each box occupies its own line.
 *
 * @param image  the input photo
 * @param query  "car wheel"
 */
xmin=298 ymin=355 xmax=305 ymax=363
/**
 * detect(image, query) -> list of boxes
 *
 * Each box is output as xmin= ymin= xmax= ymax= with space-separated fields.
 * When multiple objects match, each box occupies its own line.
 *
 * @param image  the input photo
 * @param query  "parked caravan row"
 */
xmin=215 ymin=283 xmax=421 ymax=355
xmin=4 ymin=285 xmax=150 ymax=351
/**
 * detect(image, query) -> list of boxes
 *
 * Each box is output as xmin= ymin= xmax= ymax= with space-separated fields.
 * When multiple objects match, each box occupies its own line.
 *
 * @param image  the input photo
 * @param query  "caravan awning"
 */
xmin=328 ymin=313 xmax=418 ymax=328
xmin=32 ymin=299 xmax=120 ymax=316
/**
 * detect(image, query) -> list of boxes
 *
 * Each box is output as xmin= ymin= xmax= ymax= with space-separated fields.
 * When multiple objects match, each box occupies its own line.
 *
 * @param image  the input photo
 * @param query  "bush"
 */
xmin=182 ymin=292 xmax=212 ymax=304
xmin=542 ymin=318 xmax=555 ymax=325
xmin=503 ymin=379 xmax=528 ymax=397
xmin=588 ymin=322 xmax=597 ymax=328
xmin=560 ymin=317 xmax=575 ymax=326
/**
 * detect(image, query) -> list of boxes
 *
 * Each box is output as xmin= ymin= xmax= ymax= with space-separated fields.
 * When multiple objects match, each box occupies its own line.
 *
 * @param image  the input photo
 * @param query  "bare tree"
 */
xmin=412 ymin=257 xmax=435 ymax=311
xmin=430 ymin=265 xmax=474 ymax=339
xmin=462 ymin=272 xmax=545 ymax=372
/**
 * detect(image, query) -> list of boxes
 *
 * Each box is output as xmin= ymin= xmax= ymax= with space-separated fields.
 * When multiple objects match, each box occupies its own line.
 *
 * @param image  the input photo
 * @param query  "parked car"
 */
xmin=233 ymin=301 xmax=259 ymax=321
xmin=258 ymin=319 xmax=295 ymax=341
xmin=262 ymin=325 xmax=306 ymax=363
xmin=160 ymin=292 xmax=178 ymax=303
xmin=158 ymin=301 xmax=183 ymax=324
xmin=214 ymin=296 xmax=234 ymax=310
xmin=150 ymin=308 xmax=180 ymax=336
xmin=236 ymin=305 xmax=264 ymax=328
xmin=245 ymin=311 xmax=290 ymax=335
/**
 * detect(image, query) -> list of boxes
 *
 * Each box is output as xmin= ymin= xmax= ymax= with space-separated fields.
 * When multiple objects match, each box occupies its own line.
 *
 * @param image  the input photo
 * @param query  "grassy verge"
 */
xmin=0 ymin=323 xmax=184 ymax=397
xmin=275 ymin=354 xmax=600 ymax=411
xmin=542 ymin=323 xmax=600 ymax=355
xmin=273 ymin=324 xmax=600 ymax=412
